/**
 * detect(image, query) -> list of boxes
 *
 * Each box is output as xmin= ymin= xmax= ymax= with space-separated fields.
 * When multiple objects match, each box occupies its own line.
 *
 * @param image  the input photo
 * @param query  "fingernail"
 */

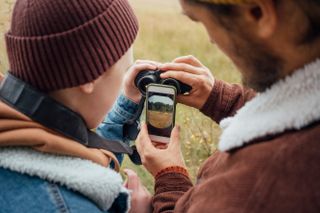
xmin=123 ymin=169 xmax=135 ymax=177
xmin=123 ymin=169 xmax=129 ymax=175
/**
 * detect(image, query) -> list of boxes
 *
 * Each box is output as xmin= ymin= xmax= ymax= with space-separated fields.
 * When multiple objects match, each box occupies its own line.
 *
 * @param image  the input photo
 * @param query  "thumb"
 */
xmin=123 ymin=169 xmax=139 ymax=191
xmin=169 ymin=125 xmax=181 ymax=149
xmin=173 ymin=55 xmax=203 ymax=67
xmin=0 ymin=73 xmax=4 ymax=82
xmin=136 ymin=123 xmax=156 ymax=153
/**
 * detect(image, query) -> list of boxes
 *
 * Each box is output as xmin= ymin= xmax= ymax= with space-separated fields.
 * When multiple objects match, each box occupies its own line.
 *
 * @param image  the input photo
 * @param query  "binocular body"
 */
xmin=135 ymin=70 xmax=192 ymax=95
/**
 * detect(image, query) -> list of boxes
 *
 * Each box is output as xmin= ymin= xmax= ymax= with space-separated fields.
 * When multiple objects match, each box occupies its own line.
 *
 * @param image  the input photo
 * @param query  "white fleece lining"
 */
xmin=0 ymin=147 xmax=129 ymax=211
xmin=219 ymin=59 xmax=320 ymax=152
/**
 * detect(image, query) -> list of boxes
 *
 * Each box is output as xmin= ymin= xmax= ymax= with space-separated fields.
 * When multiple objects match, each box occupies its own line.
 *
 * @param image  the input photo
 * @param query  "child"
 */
xmin=0 ymin=0 xmax=155 ymax=212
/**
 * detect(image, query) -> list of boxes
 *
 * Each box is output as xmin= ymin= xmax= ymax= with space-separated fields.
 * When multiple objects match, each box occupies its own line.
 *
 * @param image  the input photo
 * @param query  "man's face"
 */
xmin=180 ymin=0 xmax=283 ymax=92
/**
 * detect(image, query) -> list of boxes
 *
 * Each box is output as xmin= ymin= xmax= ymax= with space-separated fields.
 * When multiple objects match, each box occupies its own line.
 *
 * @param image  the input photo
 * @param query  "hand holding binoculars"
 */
xmin=134 ymin=70 xmax=192 ymax=96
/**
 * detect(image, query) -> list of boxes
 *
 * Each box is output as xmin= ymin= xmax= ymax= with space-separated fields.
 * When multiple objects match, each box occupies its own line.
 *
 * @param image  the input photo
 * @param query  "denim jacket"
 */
xmin=0 ymin=94 xmax=140 ymax=213
xmin=97 ymin=94 xmax=140 ymax=164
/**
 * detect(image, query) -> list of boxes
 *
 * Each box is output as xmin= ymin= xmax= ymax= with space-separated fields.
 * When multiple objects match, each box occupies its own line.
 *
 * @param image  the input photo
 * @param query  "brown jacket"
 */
xmin=153 ymin=69 xmax=320 ymax=213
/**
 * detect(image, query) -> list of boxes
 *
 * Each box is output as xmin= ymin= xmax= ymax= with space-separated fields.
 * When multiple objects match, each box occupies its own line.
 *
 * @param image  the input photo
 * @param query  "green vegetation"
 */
xmin=148 ymin=102 xmax=173 ymax=113
xmin=0 ymin=0 xmax=241 ymax=192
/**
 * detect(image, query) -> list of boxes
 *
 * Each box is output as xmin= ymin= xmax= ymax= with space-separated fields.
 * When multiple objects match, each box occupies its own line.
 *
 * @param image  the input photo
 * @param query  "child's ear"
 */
xmin=79 ymin=82 xmax=95 ymax=94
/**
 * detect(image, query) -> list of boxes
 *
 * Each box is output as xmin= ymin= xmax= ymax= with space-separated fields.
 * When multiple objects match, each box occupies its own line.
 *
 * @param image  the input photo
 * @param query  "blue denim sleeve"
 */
xmin=97 ymin=94 xmax=140 ymax=164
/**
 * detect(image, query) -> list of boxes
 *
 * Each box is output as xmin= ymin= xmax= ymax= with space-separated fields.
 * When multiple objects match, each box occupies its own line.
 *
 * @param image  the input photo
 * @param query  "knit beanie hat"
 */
xmin=5 ymin=0 xmax=139 ymax=92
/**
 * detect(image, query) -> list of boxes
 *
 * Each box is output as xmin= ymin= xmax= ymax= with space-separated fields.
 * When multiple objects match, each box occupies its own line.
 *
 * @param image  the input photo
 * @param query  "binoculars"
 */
xmin=134 ymin=70 xmax=192 ymax=95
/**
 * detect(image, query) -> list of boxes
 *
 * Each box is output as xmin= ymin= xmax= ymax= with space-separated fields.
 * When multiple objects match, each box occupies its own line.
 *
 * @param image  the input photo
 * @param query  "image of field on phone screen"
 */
xmin=146 ymin=85 xmax=176 ymax=144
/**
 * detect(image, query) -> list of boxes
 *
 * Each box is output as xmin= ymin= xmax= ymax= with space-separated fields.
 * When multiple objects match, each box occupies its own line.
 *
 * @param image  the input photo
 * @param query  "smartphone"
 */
xmin=146 ymin=84 xmax=177 ymax=143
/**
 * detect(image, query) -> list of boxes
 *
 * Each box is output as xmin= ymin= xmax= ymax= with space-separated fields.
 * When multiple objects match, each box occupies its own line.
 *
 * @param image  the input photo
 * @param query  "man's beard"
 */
xmin=232 ymin=37 xmax=284 ymax=92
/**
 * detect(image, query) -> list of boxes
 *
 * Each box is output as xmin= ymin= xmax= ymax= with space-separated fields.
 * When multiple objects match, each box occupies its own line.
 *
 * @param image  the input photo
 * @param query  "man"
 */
xmin=130 ymin=0 xmax=320 ymax=212
xmin=0 ymin=0 xmax=159 ymax=212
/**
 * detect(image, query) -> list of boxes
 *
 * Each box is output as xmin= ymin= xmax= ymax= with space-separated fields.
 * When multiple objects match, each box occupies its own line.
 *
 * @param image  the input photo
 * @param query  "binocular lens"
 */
xmin=161 ymin=78 xmax=181 ymax=94
xmin=137 ymin=75 xmax=157 ymax=95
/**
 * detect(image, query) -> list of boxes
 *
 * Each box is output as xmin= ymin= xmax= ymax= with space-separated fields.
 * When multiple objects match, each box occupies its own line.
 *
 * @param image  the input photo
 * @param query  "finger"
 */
xmin=0 ymin=73 xmax=4 ymax=81
xmin=142 ymin=185 xmax=152 ymax=197
xmin=123 ymin=169 xmax=139 ymax=191
xmin=176 ymin=95 xmax=194 ymax=105
xmin=173 ymin=55 xmax=204 ymax=67
xmin=169 ymin=125 xmax=181 ymax=150
xmin=130 ymin=63 xmax=158 ymax=74
xmin=123 ymin=179 xmax=128 ymax=188
xmin=159 ymin=71 xmax=199 ymax=88
xmin=136 ymin=123 xmax=156 ymax=154
xmin=135 ymin=59 xmax=162 ymax=67
xmin=131 ymin=64 xmax=157 ymax=75
xmin=129 ymin=64 xmax=158 ymax=86
xmin=159 ymin=63 xmax=203 ymax=75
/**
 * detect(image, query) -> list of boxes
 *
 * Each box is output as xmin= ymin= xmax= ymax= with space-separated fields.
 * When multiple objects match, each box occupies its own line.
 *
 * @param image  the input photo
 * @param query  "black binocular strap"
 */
xmin=0 ymin=73 xmax=134 ymax=156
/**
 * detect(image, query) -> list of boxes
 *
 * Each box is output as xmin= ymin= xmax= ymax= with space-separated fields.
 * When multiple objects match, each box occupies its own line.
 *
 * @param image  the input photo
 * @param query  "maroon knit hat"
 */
xmin=5 ymin=0 xmax=138 ymax=91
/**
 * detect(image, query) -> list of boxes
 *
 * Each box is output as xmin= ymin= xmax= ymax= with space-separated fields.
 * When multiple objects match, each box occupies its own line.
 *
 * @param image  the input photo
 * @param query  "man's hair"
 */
xmin=189 ymin=0 xmax=320 ymax=44
xmin=295 ymin=0 xmax=320 ymax=44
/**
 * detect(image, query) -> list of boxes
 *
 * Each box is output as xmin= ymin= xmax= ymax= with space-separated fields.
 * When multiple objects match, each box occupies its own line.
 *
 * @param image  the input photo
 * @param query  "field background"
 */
xmin=0 ymin=0 xmax=240 ymax=192
xmin=148 ymin=111 xmax=173 ymax=129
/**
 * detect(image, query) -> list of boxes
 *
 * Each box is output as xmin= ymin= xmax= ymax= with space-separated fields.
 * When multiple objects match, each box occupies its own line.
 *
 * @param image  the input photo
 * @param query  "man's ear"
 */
xmin=79 ymin=82 xmax=95 ymax=94
xmin=243 ymin=0 xmax=277 ymax=39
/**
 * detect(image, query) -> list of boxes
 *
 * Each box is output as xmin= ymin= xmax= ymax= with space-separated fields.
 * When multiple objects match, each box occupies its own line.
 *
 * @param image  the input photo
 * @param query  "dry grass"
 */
xmin=0 ymin=0 xmax=13 ymax=73
xmin=0 ymin=0 xmax=241 ymax=192
xmin=148 ymin=111 xmax=173 ymax=128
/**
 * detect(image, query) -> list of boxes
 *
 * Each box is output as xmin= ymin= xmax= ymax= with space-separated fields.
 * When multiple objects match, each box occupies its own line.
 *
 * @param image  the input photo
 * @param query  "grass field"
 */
xmin=0 ymin=0 xmax=241 ymax=192
xmin=148 ymin=111 xmax=173 ymax=128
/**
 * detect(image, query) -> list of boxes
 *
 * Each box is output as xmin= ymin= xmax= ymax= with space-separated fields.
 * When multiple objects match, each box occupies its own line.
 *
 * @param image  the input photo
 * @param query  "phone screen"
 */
xmin=147 ymin=91 xmax=175 ymax=139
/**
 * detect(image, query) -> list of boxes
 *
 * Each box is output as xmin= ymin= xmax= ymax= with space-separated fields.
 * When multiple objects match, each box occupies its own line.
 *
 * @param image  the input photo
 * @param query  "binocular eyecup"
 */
xmin=135 ymin=70 xmax=192 ymax=96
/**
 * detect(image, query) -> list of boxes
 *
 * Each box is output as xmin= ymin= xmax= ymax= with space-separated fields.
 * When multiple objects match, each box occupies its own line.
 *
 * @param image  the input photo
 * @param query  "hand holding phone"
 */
xmin=135 ymin=123 xmax=186 ymax=176
xmin=146 ymin=84 xmax=176 ymax=144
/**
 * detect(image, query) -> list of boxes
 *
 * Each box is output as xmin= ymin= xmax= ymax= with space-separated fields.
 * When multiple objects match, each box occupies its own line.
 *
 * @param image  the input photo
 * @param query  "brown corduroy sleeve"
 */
xmin=153 ymin=173 xmax=193 ymax=213
xmin=200 ymin=79 xmax=256 ymax=123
